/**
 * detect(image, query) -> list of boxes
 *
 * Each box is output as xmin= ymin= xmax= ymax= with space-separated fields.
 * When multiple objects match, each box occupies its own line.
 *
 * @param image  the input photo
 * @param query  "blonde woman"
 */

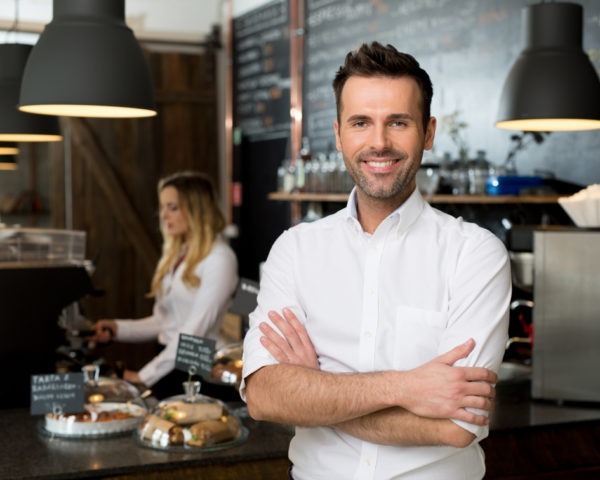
xmin=92 ymin=171 xmax=238 ymax=399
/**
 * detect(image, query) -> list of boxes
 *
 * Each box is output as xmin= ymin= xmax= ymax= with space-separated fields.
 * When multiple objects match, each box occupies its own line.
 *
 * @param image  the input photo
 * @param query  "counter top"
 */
xmin=483 ymin=377 xmax=600 ymax=479
xmin=490 ymin=375 xmax=600 ymax=430
xmin=2 ymin=379 xmax=600 ymax=480
xmin=0 ymin=407 xmax=292 ymax=480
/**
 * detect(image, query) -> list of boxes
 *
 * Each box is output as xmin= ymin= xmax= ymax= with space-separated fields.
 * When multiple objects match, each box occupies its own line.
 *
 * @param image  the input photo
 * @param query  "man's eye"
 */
xmin=390 ymin=121 xmax=407 ymax=127
xmin=352 ymin=121 xmax=367 ymax=127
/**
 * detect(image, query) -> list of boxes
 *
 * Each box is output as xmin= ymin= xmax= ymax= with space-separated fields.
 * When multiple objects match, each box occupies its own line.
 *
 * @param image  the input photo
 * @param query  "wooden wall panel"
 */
xmin=48 ymin=47 xmax=220 ymax=370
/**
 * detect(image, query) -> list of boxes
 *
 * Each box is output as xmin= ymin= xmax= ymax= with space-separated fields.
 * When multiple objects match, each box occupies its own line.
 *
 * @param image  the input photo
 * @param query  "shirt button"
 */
xmin=363 ymin=331 xmax=373 ymax=339
xmin=369 ymin=288 xmax=375 ymax=295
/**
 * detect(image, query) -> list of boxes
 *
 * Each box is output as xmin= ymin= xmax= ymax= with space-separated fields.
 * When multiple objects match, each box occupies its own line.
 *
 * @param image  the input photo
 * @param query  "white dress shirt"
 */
xmin=116 ymin=238 xmax=238 ymax=387
xmin=241 ymin=189 xmax=510 ymax=480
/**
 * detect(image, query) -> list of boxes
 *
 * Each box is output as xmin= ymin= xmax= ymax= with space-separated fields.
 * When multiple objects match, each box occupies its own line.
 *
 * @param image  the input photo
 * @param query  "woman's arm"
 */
xmin=138 ymin=245 xmax=238 ymax=386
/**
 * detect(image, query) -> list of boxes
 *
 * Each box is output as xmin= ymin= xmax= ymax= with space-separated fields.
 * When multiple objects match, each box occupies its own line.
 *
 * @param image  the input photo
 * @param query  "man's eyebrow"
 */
xmin=387 ymin=113 xmax=415 ymax=122
xmin=345 ymin=113 xmax=416 ymax=123
xmin=345 ymin=114 xmax=370 ymax=123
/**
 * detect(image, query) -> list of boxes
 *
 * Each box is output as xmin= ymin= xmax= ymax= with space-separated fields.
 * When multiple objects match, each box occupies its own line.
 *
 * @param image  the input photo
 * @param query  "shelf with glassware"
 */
xmin=272 ymin=135 xmax=564 ymax=226
xmin=268 ymin=192 xmax=563 ymax=204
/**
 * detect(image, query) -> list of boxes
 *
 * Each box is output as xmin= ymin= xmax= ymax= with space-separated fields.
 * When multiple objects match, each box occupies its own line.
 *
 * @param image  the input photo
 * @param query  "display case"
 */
xmin=0 ymin=227 xmax=86 ymax=264
xmin=42 ymin=365 xmax=148 ymax=438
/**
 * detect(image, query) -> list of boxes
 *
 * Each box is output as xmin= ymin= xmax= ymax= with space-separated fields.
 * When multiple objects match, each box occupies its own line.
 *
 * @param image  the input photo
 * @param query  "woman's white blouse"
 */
xmin=116 ymin=238 xmax=238 ymax=387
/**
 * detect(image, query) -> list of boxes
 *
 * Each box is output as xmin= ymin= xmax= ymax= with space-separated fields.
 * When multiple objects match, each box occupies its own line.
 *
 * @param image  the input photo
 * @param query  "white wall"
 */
xmin=0 ymin=0 xmax=226 ymax=42
xmin=232 ymin=0 xmax=271 ymax=17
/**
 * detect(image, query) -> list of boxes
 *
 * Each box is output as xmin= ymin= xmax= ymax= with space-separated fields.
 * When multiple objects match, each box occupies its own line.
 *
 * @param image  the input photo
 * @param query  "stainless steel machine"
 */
xmin=531 ymin=227 xmax=600 ymax=403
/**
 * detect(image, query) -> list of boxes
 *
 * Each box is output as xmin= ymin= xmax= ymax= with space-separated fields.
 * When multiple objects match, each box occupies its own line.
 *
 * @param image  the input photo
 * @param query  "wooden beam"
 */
xmin=68 ymin=117 xmax=159 ymax=277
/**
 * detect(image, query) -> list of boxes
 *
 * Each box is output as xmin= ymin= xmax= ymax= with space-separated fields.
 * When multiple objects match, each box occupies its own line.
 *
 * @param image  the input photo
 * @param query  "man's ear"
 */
xmin=424 ymin=116 xmax=436 ymax=151
xmin=333 ymin=119 xmax=342 ymax=151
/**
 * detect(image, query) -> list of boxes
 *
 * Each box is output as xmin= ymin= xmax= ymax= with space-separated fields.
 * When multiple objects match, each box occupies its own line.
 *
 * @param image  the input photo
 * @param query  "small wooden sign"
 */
xmin=30 ymin=372 xmax=84 ymax=415
xmin=175 ymin=334 xmax=215 ymax=378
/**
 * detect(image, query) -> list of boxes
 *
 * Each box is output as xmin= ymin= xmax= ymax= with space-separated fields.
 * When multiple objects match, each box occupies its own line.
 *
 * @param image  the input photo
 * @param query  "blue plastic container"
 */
xmin=486 ymin=175 xmax=543 ymax=195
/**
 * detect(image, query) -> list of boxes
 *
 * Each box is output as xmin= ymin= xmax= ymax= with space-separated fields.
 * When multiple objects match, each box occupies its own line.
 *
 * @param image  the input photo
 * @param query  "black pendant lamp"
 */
xmin=0 ymin=142 xmax=19 ymax=155
xmin=0 ymin=155 xmax=18 ymax=171
xmin=496 ymin=2 xmax=600 ymax=131
xmin=18 ymin=0 xmax=157 ymax=119
xmin=0 ymin=44 xmax=62 ymax=142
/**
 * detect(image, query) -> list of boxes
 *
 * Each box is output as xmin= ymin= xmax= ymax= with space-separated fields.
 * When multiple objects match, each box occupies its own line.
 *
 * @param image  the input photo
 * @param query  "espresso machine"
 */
xmin=531 ymin=227 xmax=600 ymax=403
xmin=0 ymin=228 xmax=95 ymax=408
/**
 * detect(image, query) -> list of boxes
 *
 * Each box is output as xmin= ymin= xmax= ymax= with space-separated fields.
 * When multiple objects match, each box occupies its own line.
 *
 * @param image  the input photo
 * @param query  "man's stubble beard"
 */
xmin=344 ymin=149 xmax=422 ymax=200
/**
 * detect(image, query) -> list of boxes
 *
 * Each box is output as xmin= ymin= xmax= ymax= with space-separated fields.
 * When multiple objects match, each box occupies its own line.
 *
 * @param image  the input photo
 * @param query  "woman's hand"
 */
xmin=259 ymin=307 xmax=320 ymax=370
xmin=123 ymin=369 xmax=142 ymax=385
xmin=90 ymin=319 xmax=117 ymax=343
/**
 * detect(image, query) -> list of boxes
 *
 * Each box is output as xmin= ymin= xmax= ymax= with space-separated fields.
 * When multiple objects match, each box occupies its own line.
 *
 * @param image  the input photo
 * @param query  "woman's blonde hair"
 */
xmin=149 ymin=171 xmax=226 ymax=297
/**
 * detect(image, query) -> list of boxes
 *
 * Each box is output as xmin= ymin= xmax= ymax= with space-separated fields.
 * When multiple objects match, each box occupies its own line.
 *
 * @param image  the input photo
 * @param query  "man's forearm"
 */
xmin=247 ymin=365 xmax=476 ymax=447
xmin=334 ymin=407 xmax=476 ymax=448
xmin=245 ymin=363 xmax=394 ymax=426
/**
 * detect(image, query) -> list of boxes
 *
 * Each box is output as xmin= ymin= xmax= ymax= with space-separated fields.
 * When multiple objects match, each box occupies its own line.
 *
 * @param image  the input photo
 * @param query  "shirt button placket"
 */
xmin=354 ymin=443 xmax=377 ymax=480
xmin=359 ymin=239 xmax=380 ymax=372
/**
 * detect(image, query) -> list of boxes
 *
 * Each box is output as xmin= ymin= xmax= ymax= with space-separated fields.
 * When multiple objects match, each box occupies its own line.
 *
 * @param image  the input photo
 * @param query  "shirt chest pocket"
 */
xmin=392 ymin=305 xmax=447 ymax=370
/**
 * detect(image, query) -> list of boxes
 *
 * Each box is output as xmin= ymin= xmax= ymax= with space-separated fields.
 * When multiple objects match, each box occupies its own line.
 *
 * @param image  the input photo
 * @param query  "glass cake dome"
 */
xmin=137 ymin=380 xmax=247 ymax=452
xmin=43 ymin=365 xmax=148 ymax=438
xmin=210 ymin=341 xmax=243 ymax=386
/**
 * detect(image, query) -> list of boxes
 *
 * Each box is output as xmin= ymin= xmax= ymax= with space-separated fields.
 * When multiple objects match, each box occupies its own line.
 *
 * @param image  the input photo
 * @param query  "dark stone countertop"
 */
xmin=2 ymin=377 xmax=600 ymax=480
xmin=0 ymin=406 xmax=293 ymax=480
xmin=490 ymin=375 xmax=600 ymax=431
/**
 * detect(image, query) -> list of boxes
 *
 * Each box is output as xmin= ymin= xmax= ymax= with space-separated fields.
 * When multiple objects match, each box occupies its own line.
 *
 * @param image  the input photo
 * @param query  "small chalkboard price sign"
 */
xmin=30 ymin=372 xmax=84 ymax=415
xmin=175 ymin=334 xmax=216 ymax=379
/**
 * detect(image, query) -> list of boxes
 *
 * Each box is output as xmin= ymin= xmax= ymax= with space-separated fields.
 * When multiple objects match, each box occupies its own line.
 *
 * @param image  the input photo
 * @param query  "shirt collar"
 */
xmin=344 ymin=187 xmax=426 ymax=236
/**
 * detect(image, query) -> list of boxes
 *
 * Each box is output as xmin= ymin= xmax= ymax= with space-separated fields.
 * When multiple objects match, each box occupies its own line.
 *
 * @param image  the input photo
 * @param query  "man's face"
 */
xmin=334 ymin=75 xmax=436 ymax=203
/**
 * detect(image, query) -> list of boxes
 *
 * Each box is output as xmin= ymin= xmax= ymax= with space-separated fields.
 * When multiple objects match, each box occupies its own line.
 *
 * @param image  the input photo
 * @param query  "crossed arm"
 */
xmin=244 ymin=308 xmax=498 ymax=448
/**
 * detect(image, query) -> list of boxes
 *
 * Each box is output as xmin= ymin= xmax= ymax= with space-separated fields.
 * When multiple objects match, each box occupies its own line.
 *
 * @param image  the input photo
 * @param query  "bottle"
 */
xmin=294 ymin=154 xmax=305 ymax=192
xmin=283 ymin=159 xmax=295 ymax=193
xmin=300 ymin=136 xmax=312 ymax=161
xmin=304 ymin=159 xmax=314 ymax=192
xmin=277 ymin=162 xmax=286 ymax=192
xmin=467 ymin=150 xmax=490 ymax=195
xmin=438 ymin=152 xmax=454 ymax=194
xmin=295 ymin=137 xmax=312 ymax=192
xmin=313 ymin=152 xmax=326 ymax=193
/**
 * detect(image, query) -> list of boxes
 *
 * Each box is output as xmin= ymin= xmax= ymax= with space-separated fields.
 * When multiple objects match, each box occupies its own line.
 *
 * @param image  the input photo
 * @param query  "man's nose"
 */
xmin=370 ymin=124 xmax=391 ymax=150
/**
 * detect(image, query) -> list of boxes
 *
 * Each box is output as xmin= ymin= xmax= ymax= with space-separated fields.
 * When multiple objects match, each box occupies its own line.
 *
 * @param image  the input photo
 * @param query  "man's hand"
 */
xmin=259 ymin=307 xmax=320 ymax=370
xmin=399 ymin=338 xmax=497 ymax=425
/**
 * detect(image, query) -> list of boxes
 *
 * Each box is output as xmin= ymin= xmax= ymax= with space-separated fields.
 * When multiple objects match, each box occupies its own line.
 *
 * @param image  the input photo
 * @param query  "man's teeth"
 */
xmin=366 ymin=160 xmax=395 ymax=167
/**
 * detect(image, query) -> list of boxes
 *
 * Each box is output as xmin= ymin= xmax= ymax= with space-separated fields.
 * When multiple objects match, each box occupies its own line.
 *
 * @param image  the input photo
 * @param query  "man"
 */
xmin=241 ymin=42 xmax=510 ymax=479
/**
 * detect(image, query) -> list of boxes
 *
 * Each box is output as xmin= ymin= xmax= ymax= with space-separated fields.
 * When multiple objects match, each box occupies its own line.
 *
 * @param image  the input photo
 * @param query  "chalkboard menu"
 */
xmin=302 ymin=0 xmax=600 ymax=186
xmin=303 ymin=0 xmax=522 ymax=153
xmin=233 ymin=0 xmax=291 ymax=142
xmin=175 ymin=333 xmax=216 ymax=379
xmin=30 ymin=372 xmax=84 ymax=415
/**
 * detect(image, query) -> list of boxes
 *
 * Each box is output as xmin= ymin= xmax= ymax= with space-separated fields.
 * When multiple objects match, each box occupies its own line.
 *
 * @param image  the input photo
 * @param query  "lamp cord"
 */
xmin=3 ymin=0 xmax=19 ymax=43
